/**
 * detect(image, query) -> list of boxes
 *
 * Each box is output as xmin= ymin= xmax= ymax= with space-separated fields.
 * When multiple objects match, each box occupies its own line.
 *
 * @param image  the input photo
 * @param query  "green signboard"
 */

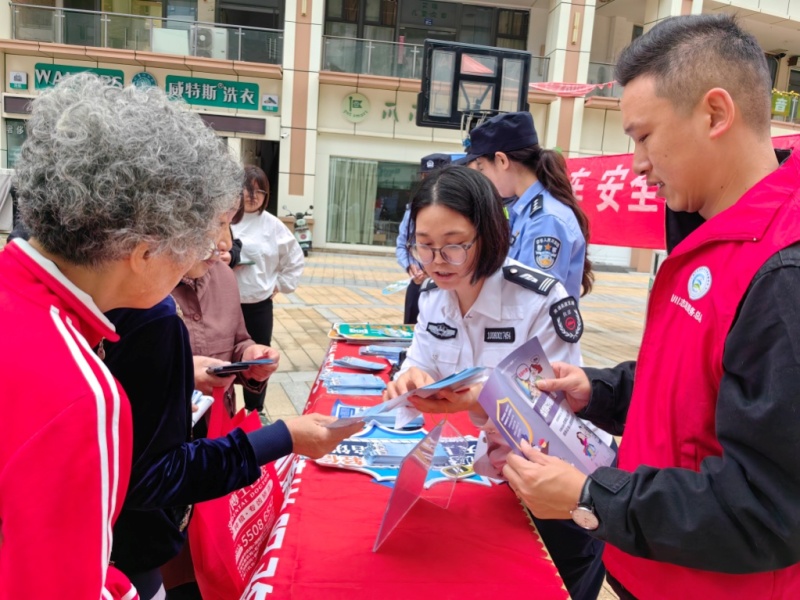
xmin=166 ymin=75 xmax=260 ymax=111
xmin=34 ymin=63 xmax=124 ymax=89
xmin=771 ymin=91 xmax=792 ymax=118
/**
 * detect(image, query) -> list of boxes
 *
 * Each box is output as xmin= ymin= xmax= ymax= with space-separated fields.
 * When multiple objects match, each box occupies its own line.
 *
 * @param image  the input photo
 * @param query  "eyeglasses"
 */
xmin=247 ymin=189 xmax=267 ymax=201
xmin=408 ymin=239 xmax=477 ymax=266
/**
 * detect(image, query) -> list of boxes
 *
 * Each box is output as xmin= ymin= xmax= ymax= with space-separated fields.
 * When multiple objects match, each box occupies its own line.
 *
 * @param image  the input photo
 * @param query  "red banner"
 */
xmin=565 ymin=133 xmax=800 ymax=249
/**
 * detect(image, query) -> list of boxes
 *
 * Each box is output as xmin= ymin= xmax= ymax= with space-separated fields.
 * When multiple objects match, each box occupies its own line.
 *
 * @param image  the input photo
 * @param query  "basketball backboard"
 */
xmin=416 ymin=39 xmax=532 ymax=132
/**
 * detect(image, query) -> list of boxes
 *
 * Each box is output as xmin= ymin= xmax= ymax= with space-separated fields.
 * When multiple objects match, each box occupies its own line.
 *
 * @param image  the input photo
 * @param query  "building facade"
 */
xmin=4 ymin=0 xmax=800 ymax=268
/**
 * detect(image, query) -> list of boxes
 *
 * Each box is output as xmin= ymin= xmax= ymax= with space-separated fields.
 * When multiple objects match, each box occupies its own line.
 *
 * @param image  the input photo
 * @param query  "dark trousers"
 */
xmin=403 ymin=279 xmax=422 ymax=324
xmin=530 ymin=514 xmax=606 ymax=600
xmin=241 ymin=298 xmax=273 ymax=411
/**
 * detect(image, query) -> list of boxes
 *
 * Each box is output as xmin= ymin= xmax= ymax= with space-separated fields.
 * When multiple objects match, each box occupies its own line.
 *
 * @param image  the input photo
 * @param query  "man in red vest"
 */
xmin=502 ymin=13 xmax=800 ymax=600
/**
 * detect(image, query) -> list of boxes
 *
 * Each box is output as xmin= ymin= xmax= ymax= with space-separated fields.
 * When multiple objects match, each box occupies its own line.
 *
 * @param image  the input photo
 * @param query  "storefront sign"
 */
xmin=132 ymin=72 xmax=157 ymax=88
xmin=166 ymin=75 xmax=259 ymax=111
xmin=341 ymin=92 xmax=370 ymax=123
xmin=9 ymin=71 xmax=28 ymax=90
xmin=262 ymin=94 xmax=279 ymax=112
xmin=34 ymin=63 xmax=124 ymax=89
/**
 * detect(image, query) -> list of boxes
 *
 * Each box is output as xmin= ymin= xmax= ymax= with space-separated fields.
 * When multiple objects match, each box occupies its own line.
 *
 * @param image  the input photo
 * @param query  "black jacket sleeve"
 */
xmin=105 ymin=307 xmax=292 ymax=509
xmin=588 ymin=245 xmax=800 ymax=574
xmin=579 ymin=361 xmax=636 ymax=436
xmin=229 ymin=236 xmax=243 ymax=268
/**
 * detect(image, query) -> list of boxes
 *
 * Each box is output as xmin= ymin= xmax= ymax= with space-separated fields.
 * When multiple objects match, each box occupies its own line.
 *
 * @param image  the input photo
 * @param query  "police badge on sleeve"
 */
xmin=549 ymin=297 xmax=583 ymax=343
xmin=534 ymin=236 xmax=561 ymax=270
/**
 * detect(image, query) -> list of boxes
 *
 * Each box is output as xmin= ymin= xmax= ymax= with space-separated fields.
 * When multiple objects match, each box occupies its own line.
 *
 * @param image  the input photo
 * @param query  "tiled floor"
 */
xmin=255 ymin=250 xmax=647 ymax=599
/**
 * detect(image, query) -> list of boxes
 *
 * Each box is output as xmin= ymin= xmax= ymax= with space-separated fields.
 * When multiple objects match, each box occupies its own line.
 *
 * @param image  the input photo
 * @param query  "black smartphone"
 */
xmin=206 ymin=358 xmax=274 ymax=376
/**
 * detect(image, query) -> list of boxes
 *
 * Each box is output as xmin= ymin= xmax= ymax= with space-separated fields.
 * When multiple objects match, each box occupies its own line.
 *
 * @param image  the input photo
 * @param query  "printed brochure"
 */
xmin=477 ymin=337 xmax=615 ymax=475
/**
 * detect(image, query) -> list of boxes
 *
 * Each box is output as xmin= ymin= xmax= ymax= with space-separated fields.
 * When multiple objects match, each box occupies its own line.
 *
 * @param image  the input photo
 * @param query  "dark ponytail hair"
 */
xmin=498 ymin=146 xmax=594 ymax=296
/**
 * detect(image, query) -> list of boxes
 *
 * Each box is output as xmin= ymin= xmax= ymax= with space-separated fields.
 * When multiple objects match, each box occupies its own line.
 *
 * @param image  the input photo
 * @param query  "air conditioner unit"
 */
xmin=194 ymin=27 xmax=228 ymax=60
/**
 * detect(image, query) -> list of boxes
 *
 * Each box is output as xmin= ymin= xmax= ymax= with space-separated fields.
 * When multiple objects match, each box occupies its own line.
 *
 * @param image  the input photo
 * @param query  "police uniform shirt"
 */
xmin=398 ymin=257 xmax=582 ymax=381
xmin=508 ymin=181 xmax=586 ymax=300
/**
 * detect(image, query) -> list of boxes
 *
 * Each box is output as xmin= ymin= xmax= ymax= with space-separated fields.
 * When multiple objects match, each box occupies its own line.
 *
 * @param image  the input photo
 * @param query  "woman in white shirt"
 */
xmin=231 ymin=165 xmax=304 ymax=412
xmin=385 ymin=165 xmax=606 ymax=600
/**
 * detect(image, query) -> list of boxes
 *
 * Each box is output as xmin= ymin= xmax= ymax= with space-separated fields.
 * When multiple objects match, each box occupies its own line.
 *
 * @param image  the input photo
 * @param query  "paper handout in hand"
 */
xmin=477 ymin=337 xmax=615 ymax=475
xmin=325 ymin=399 xmax=424 ymax=430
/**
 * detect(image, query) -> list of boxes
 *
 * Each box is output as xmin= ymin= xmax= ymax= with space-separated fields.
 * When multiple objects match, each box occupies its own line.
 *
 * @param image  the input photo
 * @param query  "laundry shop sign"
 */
xmin=34 ymin=63 xmax=124 ymax=89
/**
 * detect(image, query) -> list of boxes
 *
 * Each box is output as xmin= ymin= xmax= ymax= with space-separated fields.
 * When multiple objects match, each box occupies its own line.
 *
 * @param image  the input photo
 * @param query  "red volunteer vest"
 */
xmin=604 ymin=152 xmax=800 ymax=599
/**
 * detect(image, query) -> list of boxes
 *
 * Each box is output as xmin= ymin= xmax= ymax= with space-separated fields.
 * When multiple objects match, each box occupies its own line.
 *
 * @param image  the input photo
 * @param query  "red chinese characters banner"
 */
xmin=565 ymin=133 xmax=800 ymax=250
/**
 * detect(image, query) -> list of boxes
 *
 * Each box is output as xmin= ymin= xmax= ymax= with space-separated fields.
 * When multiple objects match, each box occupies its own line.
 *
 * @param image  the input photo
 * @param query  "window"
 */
xmin=497 ymin=9 xmax=528 ymax=50
xmin=327 ymin=157 xmax=418 ymax=246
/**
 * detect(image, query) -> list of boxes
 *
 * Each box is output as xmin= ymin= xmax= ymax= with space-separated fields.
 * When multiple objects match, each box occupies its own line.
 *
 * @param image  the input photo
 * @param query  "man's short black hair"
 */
xmin=615 ymin=13 xmax=772 ymax=132
xmin=410 ymin=166 xmax=508 ymax=284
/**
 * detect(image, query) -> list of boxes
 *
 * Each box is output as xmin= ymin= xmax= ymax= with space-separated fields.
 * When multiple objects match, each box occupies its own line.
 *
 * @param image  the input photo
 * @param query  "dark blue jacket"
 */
xmin=105 ymin=297 xmax=292 ymax=575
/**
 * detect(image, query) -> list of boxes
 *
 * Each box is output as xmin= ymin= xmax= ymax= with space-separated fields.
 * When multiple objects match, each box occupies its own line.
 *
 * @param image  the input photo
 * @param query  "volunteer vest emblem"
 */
xmin=549 ymin=296 xmax=583 ymax=343
xmin=688 ymin=266 xmax=712 ymax=300
xmin=426 ymin=322 xmax=457 ymax=340
xmin=534 ymin=236 xmax=561 ymax=270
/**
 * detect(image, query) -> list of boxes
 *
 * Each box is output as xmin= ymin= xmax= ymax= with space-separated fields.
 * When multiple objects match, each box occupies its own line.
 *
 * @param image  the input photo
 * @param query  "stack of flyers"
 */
xmin=330 ymin=399 xmax=424 ymax=430
xmin=321 ymin=372 xmax=386 ymax=396
xmin=332 ymin=356 xmax=387 ymax=372
xmin=360 ymin=345 xmax=408 ymax=360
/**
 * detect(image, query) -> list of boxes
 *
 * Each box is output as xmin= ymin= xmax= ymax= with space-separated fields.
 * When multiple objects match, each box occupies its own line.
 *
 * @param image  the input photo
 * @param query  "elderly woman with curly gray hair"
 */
xmin=0 ymin=73 xmax=242 ymax=600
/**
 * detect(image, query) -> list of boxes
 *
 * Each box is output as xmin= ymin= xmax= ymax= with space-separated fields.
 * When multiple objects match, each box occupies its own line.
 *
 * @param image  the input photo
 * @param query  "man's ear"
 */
xmin=703 ymin=88 xmax=735 ymax=140
xmin=128 ymin=242 xmax=152 ymax=275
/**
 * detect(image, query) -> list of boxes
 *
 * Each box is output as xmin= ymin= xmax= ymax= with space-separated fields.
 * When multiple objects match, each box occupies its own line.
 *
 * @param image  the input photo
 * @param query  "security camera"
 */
xmin=280 ymin=131 xmax=290 ymax=139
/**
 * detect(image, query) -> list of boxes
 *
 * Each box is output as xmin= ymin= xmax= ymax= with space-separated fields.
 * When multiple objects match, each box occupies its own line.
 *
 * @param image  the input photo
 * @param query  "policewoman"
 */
xmin=466 ymin=112 xmax=594 ymax=300
xmin=385 ymin=166 xmax=605 ymax=600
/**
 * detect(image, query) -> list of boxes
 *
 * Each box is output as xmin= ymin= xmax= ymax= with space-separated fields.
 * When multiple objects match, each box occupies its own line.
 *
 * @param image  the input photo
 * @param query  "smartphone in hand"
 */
xmin=206 ymin=358 xmax=275 ymax=376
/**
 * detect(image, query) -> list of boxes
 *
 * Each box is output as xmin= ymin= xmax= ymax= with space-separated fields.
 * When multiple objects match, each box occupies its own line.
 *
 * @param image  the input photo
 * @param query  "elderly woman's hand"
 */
xmin=193 ymin=356 xmax=236 ymax=395
xmin=242 ymin=345 xmax=280 ymax=381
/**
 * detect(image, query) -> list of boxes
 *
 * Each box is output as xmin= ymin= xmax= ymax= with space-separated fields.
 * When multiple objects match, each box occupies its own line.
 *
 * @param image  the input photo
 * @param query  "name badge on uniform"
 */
xmin=549 ymin=296 xmax=583 ymax=343
xmin=484 ymin=328 xmax=515 ymax=343
xmin=534 ymin=236 xmax=561 ymax=270
xmin=426 ymin=322 xmax=457 ymax=340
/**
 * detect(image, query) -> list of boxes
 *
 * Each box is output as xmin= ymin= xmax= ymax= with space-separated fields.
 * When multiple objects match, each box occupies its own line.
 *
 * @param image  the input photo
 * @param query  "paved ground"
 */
xmin=258 ymin=250 xmax=647 ymax=600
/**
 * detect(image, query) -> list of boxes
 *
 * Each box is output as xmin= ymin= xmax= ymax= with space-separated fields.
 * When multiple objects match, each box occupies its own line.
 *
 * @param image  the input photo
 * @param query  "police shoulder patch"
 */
xmin=420 ymin=278 xmax=439 ymax=292
xmin=529 ymin=194 xmax=544 ymax=217
xmin=534 ymin=236 xmax=561 ymax=270
xmin=503 ymin=265 xmax=558 ymax=295
xmin=549 ymin=296 xmax=583 ymax=343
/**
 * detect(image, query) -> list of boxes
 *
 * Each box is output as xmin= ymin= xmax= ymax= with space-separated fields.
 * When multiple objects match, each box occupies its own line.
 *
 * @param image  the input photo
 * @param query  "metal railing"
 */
xmin=322 ymin=35 xmax=550 ymax=82
xmin=10 ymin=3 xmax=283 ymax=65
xmin=586 ymin=61 xmax=622 ymax=99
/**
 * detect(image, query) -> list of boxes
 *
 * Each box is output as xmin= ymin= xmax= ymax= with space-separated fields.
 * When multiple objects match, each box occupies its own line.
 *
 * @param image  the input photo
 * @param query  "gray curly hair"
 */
xmin=14 ymin=73 xmax=243 ymax=266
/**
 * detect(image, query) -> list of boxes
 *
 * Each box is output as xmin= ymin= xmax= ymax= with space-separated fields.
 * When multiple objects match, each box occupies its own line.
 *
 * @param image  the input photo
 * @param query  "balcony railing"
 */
xmin=586 ymin=61 xmax=622 ymax=99
xmin=322 ymin=35 xmax=550 ymax=83
xmin=10 ymin=3 xmax=283 ymax=65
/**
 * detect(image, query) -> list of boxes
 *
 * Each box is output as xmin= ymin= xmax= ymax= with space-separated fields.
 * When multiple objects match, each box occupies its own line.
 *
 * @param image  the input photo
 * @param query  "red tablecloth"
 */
xmin=245 ymin=340 xmax=569 ymax=599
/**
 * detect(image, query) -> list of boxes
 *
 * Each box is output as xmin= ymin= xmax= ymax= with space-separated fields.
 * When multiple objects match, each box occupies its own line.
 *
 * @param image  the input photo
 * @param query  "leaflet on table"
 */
xmin=334 ymin=323 xmax=414 ymax=341
xmin=332 ymin=356 xmax=387 ymax=372
xmin=477 ymin=337 xmax=616 ymax=475
xmin=319 ymin=372 xmax=387 ymax=395
xmin=328 ymin=399 xmax=424 ymax=430
xmin=315 ymin=423 xmax=490 ymax=489
xmin=358 ymin=366 xmax=490 ymax=428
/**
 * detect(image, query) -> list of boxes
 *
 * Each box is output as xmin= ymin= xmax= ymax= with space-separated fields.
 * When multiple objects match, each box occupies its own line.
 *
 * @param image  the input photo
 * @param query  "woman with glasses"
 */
xmin=230 ymin=165 xmax=305 ymax=415
xmin=466 ymin=112 xmax=593 ymax=300
xmin=385 ymin=166 xmax=606 ymax=600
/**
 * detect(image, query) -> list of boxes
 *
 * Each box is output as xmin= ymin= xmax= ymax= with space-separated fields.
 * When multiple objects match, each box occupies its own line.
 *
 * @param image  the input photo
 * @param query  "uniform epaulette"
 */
xmin=529 ymin=194 xmax=544 ymax=217
xmin=502 ymin=265 xmax=557 ymax=295
xmin=420 ymin=278 xmax=439 ymax=292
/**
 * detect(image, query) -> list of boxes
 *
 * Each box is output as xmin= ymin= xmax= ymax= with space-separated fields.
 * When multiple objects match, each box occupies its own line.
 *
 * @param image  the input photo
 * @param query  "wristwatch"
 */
xmin=571 ymin=478 xmax=600 ymax=531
